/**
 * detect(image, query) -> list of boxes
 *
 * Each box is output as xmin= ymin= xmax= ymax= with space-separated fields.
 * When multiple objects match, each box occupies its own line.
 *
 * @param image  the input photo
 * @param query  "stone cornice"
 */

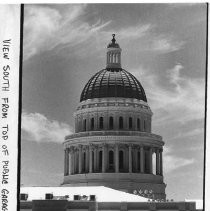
xmin=74 ymin=104 xmax=152 ymax=116
xmin=74 ymin=97 xmax=153 ymax=116
xmin=65 ymin=131 xmax=162 ymax=141
xmin=63 ymin=134 xmax=164 ymax=149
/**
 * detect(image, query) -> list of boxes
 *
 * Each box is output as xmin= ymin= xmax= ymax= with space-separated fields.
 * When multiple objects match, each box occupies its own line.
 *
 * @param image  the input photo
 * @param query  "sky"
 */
xmin=21 ymin=3 xmax=206 ymax=201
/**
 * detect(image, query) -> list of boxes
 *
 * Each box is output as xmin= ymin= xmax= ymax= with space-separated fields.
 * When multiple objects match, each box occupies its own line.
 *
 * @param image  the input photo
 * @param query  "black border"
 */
xmin=204 ymin=2 xmax=208 ymax=211
xmin=17 ymin=4 xmax=24 ymax=211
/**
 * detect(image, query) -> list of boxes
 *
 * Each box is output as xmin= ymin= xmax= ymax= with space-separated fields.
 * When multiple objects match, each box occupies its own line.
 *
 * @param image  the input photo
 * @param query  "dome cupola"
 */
xmin=106 ymin=34 xmax=122 ymax=69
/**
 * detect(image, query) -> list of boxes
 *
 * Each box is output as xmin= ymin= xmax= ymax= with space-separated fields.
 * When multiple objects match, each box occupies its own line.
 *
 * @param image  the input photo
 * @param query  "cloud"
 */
xmin=168 ymin=127 xmax=203 ymax=141
xmin=163 ymin=146 xmax=195 ymax=173
xmin=24 ymin=4 xmax=183 ymax=60
xmin=24 ymin=5 xmax=111 ymax=60
xmin=117 ymin=24 xmax=152 ymax=39
xmin=22 ymin=112 xmax=72 ymax=143
xmin=113 ymin=23 xmax=184 ymax=54
xmin=131 ymin=64 xmax=205 ymax=125
xmin=105 ymin=23 xmax=183 ymax=54
xmin=164 ymin=155 xmax=194 ymax=174
xmin=150 ymin=36 xmax=185 ymax=53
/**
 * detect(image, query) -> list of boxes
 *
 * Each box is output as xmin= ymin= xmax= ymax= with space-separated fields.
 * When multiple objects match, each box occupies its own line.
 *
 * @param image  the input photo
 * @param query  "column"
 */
xmin=129 ymin=145 xmax=132 ymax=173
xmin=115 ymin=144 xmax=119 ymax=173
xmin=94 ymin=146 xmax=97 ymax=172
xmin=66 ymin=148 xmax=69 ymax=175
xmin=74 ymin=149 xmax=77 ymax=174
xmin=102 ymin=144 xmax=107 ymax=173
xmin=68 ymin=148 xmax=71 ymax=175
xmin=138 ymin=147 xmax=141 ymax=173
xmin=76 ymin=149 xmax=79 ymax=173
xmin=140 ymin=146 xmax=144 ymax=173
xmin=89 ymin=146 xmax=93 ymax=173
xmin=71 ymin=148 xmax=74 ymax=174
xmin=73 ymin=149 xmax=75 ymax=174
xmin=149 ymin=148 xmax=153 ymax=174
xmin=85 ymin=146 xmax=89 ymax=173
xmin=134 ymin=148 xmax=138 ymax=172
xmin=156 ymin=149 xmax=160 ymax=175
xmin=149 ymin=119 xmax=152 ymax=132
xmin=160 ymin=149 xmax=163 ymax=176
xmin=79 ymin=145 xmax=82 ymax=174
xmin=64 ymin=149 xmax=67 ymax=175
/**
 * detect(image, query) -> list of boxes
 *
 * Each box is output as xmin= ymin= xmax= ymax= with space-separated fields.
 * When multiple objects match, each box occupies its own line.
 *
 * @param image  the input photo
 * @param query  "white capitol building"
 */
xmin=62 ymin=34 xmax=166 ymax=200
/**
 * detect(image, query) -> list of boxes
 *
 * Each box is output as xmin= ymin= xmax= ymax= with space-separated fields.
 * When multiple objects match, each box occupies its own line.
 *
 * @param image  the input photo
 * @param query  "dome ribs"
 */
xmin=124 ymin=69 xmax=147 ymax=102
xmin=80 ymin=68 xmax=147 ymax=102
xmin=123 ymin=70 xmax=133 ymax=98
xmin=119 ymin=70 xmax=126 ymax=97
xmin=98 ymin=70 xmax=108 ymax=97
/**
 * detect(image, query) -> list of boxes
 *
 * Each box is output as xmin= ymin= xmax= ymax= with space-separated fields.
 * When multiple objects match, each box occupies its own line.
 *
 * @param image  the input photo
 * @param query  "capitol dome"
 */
xmin=63 ymin=34 xmax=166 ymax=200
xmin=80 ymin=68 xmax=147 ymax=102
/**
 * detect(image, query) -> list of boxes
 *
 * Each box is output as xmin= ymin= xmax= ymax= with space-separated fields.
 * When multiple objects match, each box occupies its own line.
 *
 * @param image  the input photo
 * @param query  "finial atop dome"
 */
xmin=112 ymin=34 xmax=116 ymax=44
xmin=107 ymin=34 xmax=120 ymax=48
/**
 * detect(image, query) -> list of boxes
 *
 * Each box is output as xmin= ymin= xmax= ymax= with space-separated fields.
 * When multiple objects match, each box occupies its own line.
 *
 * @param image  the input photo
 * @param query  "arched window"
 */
xmin=99 ymin=151 xmax=102 ymax=172
xmin=144 ymin=120 xmax=146 ymax=131
xmin=119 ymin=150 xmax=124 ymax=170
xmin=99 ymin=117 xmax=103 ymax=129
xmin=137 ymin=118 xmax=140 ymax=130
xmin=119 ymin=117 xmax=123 ymax=129
xmin=129 ymin=117 xmax=132 ymax=129
xmin=109 ymin=117 xmax=114 ymax=130
xmin=91 ymin=118 xmax=94 ymax=130
xmin=109 ymin=151 xmax=114 ymax=170
xmin=83 ymin=119 xmax=86 ymax=131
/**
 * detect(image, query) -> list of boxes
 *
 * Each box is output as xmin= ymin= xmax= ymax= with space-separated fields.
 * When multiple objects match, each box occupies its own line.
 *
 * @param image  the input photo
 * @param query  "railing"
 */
xmin=65 ymin=131 xmax=162 ymax=141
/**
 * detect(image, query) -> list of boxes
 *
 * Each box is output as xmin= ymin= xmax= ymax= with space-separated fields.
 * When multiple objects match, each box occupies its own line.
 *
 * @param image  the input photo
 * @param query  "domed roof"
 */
xmin=80 ymin=69 xmax=147 ymax=102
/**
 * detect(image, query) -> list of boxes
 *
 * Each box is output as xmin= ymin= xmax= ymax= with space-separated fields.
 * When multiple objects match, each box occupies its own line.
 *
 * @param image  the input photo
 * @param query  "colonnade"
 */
xmin=64 ymin=144 xmax=163 ymax=176
xmin=107 ymin=52 xmax=121 ymax=64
